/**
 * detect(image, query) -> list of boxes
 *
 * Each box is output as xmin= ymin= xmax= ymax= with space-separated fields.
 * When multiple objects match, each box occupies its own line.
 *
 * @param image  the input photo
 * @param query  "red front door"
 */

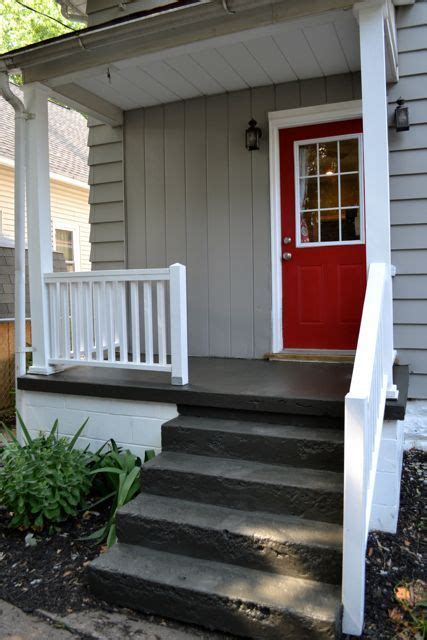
xmin=280 ymin=120 xmax=366 ymax=350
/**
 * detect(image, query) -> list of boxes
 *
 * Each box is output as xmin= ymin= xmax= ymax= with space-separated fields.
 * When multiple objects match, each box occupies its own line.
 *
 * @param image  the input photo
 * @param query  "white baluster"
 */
xmin=60 ymin=282 xmax=71 ymax=360
xmin=157 ymin=281 xmax=167 ymax=366
xmin=116 ymin=281 xmax=128 ymax=363
xmin=106 ymin=281 xmax=115 ymax=362
xmin=84 ymin=281 xmax=94 ymax=361
xmin=94 ymin=281 xmax=104 ymax=361
xmin=48 ymin=283 xmax=59 ymax=360
xmin=144 ymin=281 xmax=153 ymax=365
xmin=71 ymin=283 xmax=81 ymax=361
xmin=130 ymin=282 xmax=140 ymax=364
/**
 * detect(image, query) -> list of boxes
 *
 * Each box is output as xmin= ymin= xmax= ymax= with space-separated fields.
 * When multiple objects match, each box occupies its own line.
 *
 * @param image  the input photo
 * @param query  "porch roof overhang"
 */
xmin=0 ymin=0 xmax=404 ymax=127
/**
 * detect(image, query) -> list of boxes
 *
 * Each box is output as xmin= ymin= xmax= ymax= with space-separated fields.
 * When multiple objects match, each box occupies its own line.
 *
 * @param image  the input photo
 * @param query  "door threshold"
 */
xmin=266 ymin=349 xmax=355 ymax=364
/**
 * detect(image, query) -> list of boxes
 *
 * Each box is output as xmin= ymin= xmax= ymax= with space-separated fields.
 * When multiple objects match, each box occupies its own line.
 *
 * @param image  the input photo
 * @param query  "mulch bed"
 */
xmin=361 ymin=449 xmax=426 ymax=640
xmin=0 ymin=449 xmax=425 ymax=637
xmin=0 ymin=498 xmax=109 ymax=615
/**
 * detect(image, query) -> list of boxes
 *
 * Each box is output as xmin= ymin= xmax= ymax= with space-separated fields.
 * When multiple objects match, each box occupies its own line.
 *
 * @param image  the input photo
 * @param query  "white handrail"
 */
xmin=342 ymin=262 xmax=391 ymax=635
xmin=43 ymin=263 xmax=188 ymax=385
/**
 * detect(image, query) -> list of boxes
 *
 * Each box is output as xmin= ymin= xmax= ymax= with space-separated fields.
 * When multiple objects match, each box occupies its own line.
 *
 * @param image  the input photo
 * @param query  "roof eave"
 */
xmin=0 ymin=0 xmax=355 ymax=83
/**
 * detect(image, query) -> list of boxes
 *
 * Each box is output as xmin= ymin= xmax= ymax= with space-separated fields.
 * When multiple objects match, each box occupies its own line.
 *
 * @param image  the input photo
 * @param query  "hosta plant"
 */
xmin=0 ymin=413 xmax=92 ymax=529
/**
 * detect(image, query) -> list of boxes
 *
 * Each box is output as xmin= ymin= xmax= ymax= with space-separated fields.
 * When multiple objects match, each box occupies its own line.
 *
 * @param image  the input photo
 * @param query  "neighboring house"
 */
xmin=0 ymin=86 xmax=91 ymax=272
xmin=0 ymin=0 xmax=425 ymax=637
xmin=0 ymin=88 xmax=90 ymax=409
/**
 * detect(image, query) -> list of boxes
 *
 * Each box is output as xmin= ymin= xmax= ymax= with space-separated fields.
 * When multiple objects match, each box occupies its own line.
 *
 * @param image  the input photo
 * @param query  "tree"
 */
xmin=0 ymin=0 xmax=79 ymax=55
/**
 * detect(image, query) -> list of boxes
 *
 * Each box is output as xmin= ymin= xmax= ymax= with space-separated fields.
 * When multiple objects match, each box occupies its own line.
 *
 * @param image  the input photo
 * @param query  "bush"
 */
xmin=0 ymin=414 xmax=92 ymax=529
xmin=87 ymin=440 xmax=155 ymax=547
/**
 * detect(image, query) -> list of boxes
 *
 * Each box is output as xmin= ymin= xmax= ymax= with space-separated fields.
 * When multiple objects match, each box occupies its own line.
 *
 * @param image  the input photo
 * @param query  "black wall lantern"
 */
xmin=395 ymin=98 xmax=410 ymax=132
xmin=246 ymin=118 xmax=262 ymax=151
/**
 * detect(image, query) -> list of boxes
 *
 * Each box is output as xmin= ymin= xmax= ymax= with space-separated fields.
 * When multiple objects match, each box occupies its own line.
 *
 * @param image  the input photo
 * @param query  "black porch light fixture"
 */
xmin=246 ymin=118 xmax=262 ymax=151
xmin=394 ymin=98 xmax=410 ymax=132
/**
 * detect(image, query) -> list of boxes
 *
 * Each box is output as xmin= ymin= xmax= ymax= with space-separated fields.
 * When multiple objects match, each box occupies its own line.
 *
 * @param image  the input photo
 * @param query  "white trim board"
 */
xmin=268 ymin=100 xmax=363 ymax=353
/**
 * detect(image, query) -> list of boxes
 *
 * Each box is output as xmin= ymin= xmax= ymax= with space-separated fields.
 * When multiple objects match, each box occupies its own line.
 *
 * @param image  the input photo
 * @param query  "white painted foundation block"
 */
xmin=18 ymin=390 xmax=178 ymax=459
xmin=370 ymin=420 xmax=404 ymax=534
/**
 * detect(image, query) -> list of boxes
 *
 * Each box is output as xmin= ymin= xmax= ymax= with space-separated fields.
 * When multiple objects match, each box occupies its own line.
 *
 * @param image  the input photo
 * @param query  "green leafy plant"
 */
xmin=87 ymin=440 xmax=155 ymax=547
xmin=0 ymin=413 xmax=92 ymax=529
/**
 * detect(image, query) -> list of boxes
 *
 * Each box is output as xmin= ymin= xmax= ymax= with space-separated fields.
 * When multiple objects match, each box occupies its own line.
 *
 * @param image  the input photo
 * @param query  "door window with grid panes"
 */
xmin=295 ymin=134 xmax=364 ymax=247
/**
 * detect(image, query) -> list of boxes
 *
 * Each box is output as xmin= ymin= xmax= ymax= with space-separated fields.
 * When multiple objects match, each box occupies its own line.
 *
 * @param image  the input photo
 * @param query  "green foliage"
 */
xmin=87 ymin=441 xmax=155 ymax=547
xmin=0 ymin=413 xmax=92 ymax=529
xmin=0 ymin=0 xmax=79 ymax=55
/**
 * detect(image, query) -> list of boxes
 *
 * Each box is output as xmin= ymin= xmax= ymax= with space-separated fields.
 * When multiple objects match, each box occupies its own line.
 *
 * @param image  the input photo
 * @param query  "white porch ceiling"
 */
xmin=57 ymin=8 xmax=360 ymax=111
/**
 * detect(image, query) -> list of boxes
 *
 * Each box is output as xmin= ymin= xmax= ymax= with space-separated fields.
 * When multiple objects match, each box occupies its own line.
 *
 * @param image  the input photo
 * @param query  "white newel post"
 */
xmin=23 ymin=83 xmax=55 ymax=375
xmin=169 ymin=263 xmax=188 ymax=386
xmin=356 ymin=0 xmax=398 ymax=399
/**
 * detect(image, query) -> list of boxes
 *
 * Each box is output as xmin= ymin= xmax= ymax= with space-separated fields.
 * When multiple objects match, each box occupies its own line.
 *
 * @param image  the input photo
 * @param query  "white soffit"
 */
xmin=64 ymin=9 xmax=360 ymax=110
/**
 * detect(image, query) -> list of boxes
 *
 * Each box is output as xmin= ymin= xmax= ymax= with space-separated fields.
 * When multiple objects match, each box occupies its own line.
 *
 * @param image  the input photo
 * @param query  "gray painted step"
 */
xmin=163 ymin=416 xmax=344 ymax=471
xmin=88 ymin=543 xmax=341 ymax=640
xmin=117 ymin=494 xmax=343 ymax=584
xmin=141 ymin=452 xmax=343 ymax=524
xmin=177 ymin=404 xmax=344 ymax=429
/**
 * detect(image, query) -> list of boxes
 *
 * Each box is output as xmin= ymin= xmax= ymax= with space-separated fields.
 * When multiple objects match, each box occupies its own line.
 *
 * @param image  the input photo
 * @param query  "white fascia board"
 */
xmin=0 ymin=155 xmax=89 ymax=190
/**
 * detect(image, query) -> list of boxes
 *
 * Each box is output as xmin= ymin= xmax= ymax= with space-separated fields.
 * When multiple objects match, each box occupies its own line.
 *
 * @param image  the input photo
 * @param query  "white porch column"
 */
xmin=23 ymin=83 xmax=55 ymax=375
xmin=356 ymin=0 xmax=398 ymax=399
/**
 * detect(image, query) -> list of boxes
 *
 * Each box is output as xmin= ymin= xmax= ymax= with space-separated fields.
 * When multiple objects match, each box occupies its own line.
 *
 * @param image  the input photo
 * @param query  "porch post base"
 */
xmin=28 ymin=364 xmax=59 ymax=376
xmin=386 ymin=384 xmax=399 ymax=400
xmin=171 ymin=376 xmax=188 ymax=386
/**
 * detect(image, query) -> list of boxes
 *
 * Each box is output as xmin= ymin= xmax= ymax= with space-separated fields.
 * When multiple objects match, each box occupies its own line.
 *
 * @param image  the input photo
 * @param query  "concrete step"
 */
xmin=88 ymin=543 xmax=341 ymax=640
xmin=163 ymin=416 xmax=344 ymax=471
xmin=117 ymin=494 xmax=343 ymax=584
xmin=177 ymin=404 xmax=344 ymax=430
xmin=141 ymin=452 xmax=343 ymax=524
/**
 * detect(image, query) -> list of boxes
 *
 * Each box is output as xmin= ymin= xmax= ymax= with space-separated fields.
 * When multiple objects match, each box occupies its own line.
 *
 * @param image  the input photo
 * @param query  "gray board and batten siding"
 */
xmin=88 ymin=73 xmax=362 ymax=359
xmin=87 ymin=2 xmax=427 ymax=399
xmin=388 ymin=0 xmax=427 ymax=400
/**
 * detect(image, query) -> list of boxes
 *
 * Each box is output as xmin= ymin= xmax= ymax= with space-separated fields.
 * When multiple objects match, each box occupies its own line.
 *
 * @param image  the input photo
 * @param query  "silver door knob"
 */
xmin=283 ymin=237 xmax=292 ymax=244
xmin=282 ymin=252 xmax=292 ymax=261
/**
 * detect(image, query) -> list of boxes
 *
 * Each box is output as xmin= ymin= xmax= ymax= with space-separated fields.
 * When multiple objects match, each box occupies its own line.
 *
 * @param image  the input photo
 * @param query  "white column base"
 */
xmin=28 ymin=364 xmax=59 ymax=375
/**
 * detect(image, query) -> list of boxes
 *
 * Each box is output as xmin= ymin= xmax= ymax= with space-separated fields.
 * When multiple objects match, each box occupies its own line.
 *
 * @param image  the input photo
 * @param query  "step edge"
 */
xmin=143 ymin=452 xmax=344 ymax=493
xmin=163 ymin=417 xmax=345 ymax=443
xmin=90 ymin=543 xmax=342 ymax=624
xmin=117 ymin=497 xmax=343 ymax=550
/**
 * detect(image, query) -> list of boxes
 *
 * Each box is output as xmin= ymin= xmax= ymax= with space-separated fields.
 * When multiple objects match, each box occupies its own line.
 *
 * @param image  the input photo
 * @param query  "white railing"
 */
xmin=43 ymin=263 xmax=188 ymax=385
xmin=342 ymin=262 xmax=393 ymax=635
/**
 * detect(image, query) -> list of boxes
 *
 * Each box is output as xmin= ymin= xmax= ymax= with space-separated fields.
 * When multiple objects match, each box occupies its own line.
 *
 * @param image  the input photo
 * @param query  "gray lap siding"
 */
xmin=388 ymin=0 xmax=427 ymax=399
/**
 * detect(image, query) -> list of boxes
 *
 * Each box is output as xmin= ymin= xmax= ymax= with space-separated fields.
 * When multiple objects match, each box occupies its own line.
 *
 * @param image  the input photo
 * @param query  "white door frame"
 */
xmin=268 ymin=99 xmax=363 ymax=353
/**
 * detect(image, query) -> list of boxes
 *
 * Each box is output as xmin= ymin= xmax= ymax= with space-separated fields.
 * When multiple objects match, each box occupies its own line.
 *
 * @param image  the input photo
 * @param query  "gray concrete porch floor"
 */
xmin=19 ymin=357 xmax=353 ymax=419
xmin=18 ymin=357 xmax=407 ymax=420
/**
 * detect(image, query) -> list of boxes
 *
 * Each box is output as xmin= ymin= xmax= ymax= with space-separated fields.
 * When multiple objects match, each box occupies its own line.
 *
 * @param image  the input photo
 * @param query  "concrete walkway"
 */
xmin=0 ymin=601 xmax=232 ymax=640
xmin=0 ymin=601 xmax=74 ymax=639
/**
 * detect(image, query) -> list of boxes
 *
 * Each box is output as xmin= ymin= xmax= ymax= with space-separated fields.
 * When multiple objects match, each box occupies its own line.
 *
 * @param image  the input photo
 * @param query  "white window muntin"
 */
xmin=294 ymin=132 xmax=364 ymax=248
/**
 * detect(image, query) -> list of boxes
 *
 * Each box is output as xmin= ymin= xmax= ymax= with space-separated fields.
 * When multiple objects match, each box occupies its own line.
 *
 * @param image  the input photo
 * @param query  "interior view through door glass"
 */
xmin=298 ymin=137 xmax=361 ymax=244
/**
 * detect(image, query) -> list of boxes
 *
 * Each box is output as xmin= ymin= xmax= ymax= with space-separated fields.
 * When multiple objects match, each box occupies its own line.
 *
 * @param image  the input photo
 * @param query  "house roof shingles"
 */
xmin=0 ymin=85 xmax=89 ymax=184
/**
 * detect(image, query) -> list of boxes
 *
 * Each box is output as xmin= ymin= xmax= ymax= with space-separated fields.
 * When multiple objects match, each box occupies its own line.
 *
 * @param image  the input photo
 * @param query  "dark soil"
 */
xmin=0 ymin=498 xmax=109 ymax=615
xmin=360 ymin=449 xmax=426 ymax=640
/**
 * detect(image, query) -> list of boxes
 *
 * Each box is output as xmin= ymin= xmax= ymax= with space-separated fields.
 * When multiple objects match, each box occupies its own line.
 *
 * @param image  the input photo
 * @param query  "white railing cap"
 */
xmin=44 ymin=267 xmax=172 ymax=282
